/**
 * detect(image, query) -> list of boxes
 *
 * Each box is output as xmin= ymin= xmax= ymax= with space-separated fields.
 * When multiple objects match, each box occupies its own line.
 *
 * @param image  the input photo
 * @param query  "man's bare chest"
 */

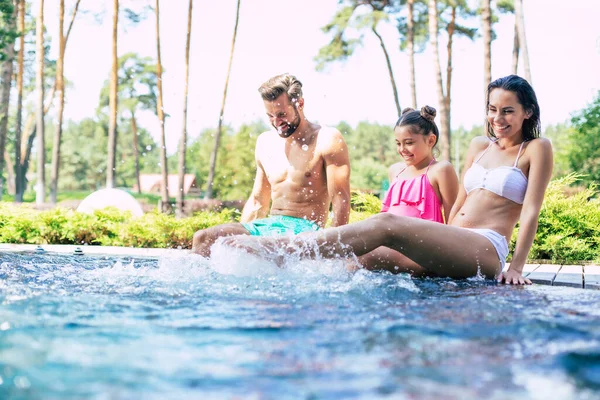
xmin=260 ymin=145 xmax=324 ymax=186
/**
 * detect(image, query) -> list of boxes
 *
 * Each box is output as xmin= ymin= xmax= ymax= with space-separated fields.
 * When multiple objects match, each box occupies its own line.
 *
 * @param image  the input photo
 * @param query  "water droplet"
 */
xmin=146 ymin=145 xmax=152 ymax=151
xmin=14 ymin=376 xmax=30 ymax=389
xmin=301 ymin=144 xmax=308 ymax=151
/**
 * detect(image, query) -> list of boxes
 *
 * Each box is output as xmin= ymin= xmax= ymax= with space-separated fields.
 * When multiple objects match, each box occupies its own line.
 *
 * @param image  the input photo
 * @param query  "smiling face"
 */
xmin=487 ymin=88 xmax=532 ymax=141
xmin=264 ymin=93 xmax=303 ymax=138
xmin=394 ymin=125 xmax=436 ymax=166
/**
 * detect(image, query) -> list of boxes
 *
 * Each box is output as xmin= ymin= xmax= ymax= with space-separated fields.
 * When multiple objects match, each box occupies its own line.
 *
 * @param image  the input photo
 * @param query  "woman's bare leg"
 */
xmin=357 ymin=247 xmax=431 ymax=277
xmin=232 ymin=213 xmax=502 ymax=279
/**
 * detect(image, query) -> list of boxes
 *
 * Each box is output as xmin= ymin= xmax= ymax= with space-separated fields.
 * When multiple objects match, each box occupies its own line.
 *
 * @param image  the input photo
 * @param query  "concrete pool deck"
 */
xmin=519 ymin=262 xmax=600 ymax=289
xmin=1 ymin=243 xmax=598 ymax=289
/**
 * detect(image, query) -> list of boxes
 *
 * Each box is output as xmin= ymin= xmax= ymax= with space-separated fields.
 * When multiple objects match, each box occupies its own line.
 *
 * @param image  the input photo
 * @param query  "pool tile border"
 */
xmin=516 ymin=262 xmax=600 ymax=289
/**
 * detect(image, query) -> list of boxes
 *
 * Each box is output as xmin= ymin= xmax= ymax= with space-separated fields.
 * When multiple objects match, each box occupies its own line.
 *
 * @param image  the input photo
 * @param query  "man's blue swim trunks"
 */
xmin=241 ymin=215 xmax=320 ymax=237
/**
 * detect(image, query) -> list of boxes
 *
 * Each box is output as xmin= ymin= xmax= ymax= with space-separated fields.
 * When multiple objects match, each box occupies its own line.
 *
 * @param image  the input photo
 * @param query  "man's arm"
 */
xmin=240 ymin=142 xmax=272 ymax=223
xmin=323 ymin=129 xmax=351 ymax=227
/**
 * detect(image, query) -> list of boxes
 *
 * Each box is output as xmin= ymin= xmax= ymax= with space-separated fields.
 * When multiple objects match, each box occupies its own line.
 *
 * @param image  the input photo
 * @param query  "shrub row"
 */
xmin=0 ymin=206 xmax=238 ymax=249
xmin=512 ymin=174 xmax=600 ymax=263
xmin=0 ymin=175 xmax=598 ymax=263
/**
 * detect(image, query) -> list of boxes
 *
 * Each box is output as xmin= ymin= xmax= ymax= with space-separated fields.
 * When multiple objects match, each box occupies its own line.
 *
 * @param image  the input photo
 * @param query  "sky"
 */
xmin=37 ymin=0 xmax=600 ymax=155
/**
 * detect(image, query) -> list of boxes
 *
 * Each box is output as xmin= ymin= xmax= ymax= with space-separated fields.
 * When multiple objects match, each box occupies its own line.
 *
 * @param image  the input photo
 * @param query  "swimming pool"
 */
xmin=1 ymin=246 xmax=600 ymax=399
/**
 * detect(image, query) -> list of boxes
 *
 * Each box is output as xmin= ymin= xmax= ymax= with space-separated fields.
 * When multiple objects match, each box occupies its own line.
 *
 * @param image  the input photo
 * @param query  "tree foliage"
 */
xmin=0 ymin=0 xmax=18 ymax=61
xmin=565 ymin=92 xmax=600 ymax=186
xmin=46 ymin=116 xmax=159 ymax=192
xmin=341 ymin=121 xmax=397 ymax=191
xmin=97 ymin=52 xmax=157 ymax=118
xmin=180 ymin=120 xmax=267 ymax=201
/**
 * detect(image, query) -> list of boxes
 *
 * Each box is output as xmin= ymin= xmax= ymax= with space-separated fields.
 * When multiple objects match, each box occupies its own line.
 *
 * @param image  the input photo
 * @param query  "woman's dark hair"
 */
xmin=486 ymin=75 xmax=541 ymax=141
xmin=395 ymin=106 xmax=439 ymax=147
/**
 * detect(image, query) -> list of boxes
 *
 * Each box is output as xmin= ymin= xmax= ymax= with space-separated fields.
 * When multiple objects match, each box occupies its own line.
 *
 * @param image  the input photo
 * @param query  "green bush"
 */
xmin=513 ymin=173 xmax=600 ymax=263
xmin=350 ymin=190 xmax=382 ymax=214
xmin=0 ymin=178 xmax=598 ymax=263
xmin=348 ymin=190 xmax=383 ymax=223
xmin=0 ymin=205 xmax=236 ymax=249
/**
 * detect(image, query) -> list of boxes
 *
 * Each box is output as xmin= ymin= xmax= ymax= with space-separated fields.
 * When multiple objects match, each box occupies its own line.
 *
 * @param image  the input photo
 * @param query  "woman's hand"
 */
xmin=496 ymin=269 xmax=532 ymax=285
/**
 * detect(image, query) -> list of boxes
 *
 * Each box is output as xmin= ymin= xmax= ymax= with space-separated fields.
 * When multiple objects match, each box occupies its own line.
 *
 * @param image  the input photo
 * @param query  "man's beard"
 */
xmin=275 ymin=110 xmax=301 ymax=138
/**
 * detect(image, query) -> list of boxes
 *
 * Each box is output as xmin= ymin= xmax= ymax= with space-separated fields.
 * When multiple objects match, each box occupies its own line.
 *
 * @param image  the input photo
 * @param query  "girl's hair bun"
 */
xmin=420 ymin=105 xmax=436 ymax=122
xmin=401 ymin=107 xmax=415 ymax=116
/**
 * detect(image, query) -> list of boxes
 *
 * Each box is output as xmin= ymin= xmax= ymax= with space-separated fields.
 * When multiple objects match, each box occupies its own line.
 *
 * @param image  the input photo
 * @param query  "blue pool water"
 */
xmin=1 ymin=247 xmax=600 ymax=399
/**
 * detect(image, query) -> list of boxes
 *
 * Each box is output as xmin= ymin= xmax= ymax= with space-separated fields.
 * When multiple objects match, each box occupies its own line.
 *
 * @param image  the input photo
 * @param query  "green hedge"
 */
xmin=0 ymin=206 xmax=238 ymax=249
xmin=0 ymin=177 xmax=598 ymax=263
xmin=512 ymin=174 xmax=600 ymax=263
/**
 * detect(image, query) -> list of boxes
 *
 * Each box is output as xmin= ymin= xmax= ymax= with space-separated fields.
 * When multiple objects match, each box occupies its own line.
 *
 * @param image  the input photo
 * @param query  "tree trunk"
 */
xmin=481 ymin=0 xmax=492 ymax=91
xmin=17 ymin=85 xmax=56 ymax=199
xmin=446 ymin=6 xmax=455 ymax=169
xmin=35 ymin=0 xmax=46 ymax=205
xmin=511 ymin=18 xmax=520 ymax=75
xmin=130 ymin=111 xmax=141 ymax=194
xmin=177 ymin=0 xmax=193 ymax=218
xmin=0 ymin=0 xmax=17 ymax=201
xmin=4 ymin=151 xmax=15 ymax=195
xmin=49 ymin=0 xmax=65 ymax=204
xmin=481 ymin=0 xmax=492 ymax=136
xmin=514 ymin=0 xmax=531 ymax=83
xmin=155 ymin=0 xmax=170 ymax=212
xmin=428 ymin=0 xmax=450 ymax=162
xmin=205 ymin=0 xmax=241 ymax=200
xmin=50 ymin=0 xmax=81 ymax=204
xmin=23 ymin=127 xmax=36 ymax=190
xmin=407 ymin=0 xmax=417 ymax=109
xmin=15 ymin=0 xmax=25 ymax=202
xmin=371 ymin=25 xmax=401 ymax=117
xmin=18 ymin=2 xmax=79 ymax=201
xmin=107 ymin=0 xmax=119 ymax=189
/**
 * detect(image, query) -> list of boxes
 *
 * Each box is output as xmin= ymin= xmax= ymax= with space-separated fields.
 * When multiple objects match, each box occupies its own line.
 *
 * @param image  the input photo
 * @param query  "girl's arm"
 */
xmin=434 ymin=161 xmax=459 ymax=223
xmin=499 ymin=138 xmax=554 ymax=284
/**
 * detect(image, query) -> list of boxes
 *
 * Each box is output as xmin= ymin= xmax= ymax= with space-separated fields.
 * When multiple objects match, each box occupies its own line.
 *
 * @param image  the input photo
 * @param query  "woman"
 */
xmin=224 ymin=75 xmax=553 ymax=285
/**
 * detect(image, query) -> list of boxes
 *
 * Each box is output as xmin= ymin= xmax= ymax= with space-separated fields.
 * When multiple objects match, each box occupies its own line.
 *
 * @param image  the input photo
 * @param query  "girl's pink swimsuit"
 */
xmin=381 ymin=160 xmax=444 ymax=223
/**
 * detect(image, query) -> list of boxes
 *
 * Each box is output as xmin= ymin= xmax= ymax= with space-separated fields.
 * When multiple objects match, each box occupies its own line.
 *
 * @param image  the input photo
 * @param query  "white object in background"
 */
xmin=76 ymin=188 xmax=144 ymax=217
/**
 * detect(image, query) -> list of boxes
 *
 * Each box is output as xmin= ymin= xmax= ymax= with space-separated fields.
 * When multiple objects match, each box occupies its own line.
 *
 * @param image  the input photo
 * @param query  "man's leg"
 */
xmin=191 ymin=222 xmax=250 ymax=257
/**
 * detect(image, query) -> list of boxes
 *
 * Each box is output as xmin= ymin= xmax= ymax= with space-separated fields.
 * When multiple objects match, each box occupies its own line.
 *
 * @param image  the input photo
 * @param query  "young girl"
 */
xmin=224 ymin=75 xmax=553 ymax=284
xmin=357 ymin=106 xmax=459 ymax=273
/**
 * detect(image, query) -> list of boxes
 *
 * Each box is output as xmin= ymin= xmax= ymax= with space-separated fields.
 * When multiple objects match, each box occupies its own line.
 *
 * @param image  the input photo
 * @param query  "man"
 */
xmin=192 ymin=73 xmax=351 ymax=256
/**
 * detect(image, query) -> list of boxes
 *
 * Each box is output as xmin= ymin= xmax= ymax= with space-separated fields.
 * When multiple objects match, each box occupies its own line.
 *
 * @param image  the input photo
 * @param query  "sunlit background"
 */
xmin=38 ymin=0 xmax=600 ymax=154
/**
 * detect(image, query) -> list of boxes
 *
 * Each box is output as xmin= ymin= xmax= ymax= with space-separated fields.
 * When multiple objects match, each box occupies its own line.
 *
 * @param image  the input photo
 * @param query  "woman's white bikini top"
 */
xmin=463 ymin=140 xmax=528 ymax=204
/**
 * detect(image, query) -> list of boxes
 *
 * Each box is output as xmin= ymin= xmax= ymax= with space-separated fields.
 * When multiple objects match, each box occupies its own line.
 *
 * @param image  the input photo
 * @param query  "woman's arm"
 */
xmin=499 ymin=138 xmax=554 ymax=284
